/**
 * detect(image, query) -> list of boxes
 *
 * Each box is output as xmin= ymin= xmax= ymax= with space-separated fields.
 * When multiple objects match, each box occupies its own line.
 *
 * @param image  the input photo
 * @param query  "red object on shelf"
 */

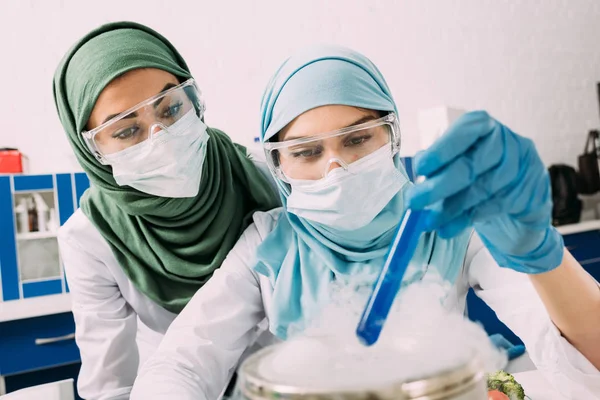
xmin=0 ymin=148 xmax=28 ymax=173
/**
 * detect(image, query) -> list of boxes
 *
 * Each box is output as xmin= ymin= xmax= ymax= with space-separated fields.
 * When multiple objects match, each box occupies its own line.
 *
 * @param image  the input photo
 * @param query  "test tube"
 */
xmin=356 ymin=208 xmax=430 ymax=346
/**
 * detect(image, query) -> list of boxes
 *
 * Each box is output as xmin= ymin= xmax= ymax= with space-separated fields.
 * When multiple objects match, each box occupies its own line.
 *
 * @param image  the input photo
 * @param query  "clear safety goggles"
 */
xmin=82 ymin=78 xmax=206 ymax=164
xmin=263 ymin=113 xmax=401 ymax=182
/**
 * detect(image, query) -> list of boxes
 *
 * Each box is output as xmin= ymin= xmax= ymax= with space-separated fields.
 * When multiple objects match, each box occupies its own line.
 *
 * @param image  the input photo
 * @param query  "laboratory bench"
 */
xmin=0 ymin=173 xmax=89 ymax=397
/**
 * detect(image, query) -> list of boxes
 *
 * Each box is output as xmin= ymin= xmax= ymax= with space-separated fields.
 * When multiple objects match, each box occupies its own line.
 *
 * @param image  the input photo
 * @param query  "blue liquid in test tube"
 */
xmin=356 ymin=208 xmax=430 ymax=346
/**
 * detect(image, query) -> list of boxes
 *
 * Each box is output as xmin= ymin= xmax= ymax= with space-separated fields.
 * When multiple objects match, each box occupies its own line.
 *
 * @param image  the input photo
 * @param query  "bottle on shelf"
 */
xmin=32 ymin=193 xmax=49 ymax=232
xmin=28 ymin=197 xmax=38 ymax=232
xmin=15 ymin=198 xmax=29 ymax=234
xmin=48 ymin=208 xmax=59 ymax=233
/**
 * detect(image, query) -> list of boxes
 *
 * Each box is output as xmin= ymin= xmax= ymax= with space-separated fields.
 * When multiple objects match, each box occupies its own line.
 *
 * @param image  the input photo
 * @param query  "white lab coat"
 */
xmin=131 ymin=209 xmax=600 ymax=400
xmin=58 ymin=150 xmax=276 ymax=400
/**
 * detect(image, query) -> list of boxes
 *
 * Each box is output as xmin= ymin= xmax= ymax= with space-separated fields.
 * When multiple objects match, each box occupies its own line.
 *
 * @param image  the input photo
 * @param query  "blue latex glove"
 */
xmin=489 ymin=333 xmax=526 ymax=360
xmin=407 ymin=111 xmax=564 ymax=274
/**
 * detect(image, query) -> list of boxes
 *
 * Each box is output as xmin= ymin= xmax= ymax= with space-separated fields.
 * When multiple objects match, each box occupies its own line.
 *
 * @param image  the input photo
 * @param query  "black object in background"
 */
xmin=549 ymin=164 xmax=582 ymax=226
xmin=577 ymin=130 xmax=600 ymax=195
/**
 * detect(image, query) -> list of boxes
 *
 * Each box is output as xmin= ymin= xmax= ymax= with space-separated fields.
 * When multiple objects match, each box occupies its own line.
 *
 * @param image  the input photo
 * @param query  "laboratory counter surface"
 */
xmin=512 ymin=370 xmax=566 ymax=400
xmin=0 ymin=293 xmax=71 ymax=323
xmin=555 ymin=219 xmax=600 ymax=235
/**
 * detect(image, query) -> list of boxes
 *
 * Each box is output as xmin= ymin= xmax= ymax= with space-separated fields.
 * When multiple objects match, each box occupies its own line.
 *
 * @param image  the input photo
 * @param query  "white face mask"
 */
xmin=104 ymin=110 xmax=209 ymax=198
xmin=286 ymin=145 xmax=408 ymax=231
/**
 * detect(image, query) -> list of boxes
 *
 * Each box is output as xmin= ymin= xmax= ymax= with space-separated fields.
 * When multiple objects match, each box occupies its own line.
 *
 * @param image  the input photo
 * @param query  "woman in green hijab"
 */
xmin=53 ymin=21 xmax=279 ymax=399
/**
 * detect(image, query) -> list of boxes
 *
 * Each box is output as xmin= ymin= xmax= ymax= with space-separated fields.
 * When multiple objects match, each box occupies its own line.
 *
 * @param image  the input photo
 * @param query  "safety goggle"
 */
xmin=263 ymin=113 xmax=401 ymax=182
xmin=82 ymin=78 xmax=206 ymax=164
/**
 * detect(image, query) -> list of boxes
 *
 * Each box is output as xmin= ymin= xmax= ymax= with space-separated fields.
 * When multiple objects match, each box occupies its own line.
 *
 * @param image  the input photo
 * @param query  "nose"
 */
xmin=321 ymin=146 xmax=348 ymax=177
xmin=326 ymin=160 xmax=344 ymax=174
xmin=323 ymin=156 xmax=349 ymax=178
xmin=149 ymin=123 xmax=166 ymax=138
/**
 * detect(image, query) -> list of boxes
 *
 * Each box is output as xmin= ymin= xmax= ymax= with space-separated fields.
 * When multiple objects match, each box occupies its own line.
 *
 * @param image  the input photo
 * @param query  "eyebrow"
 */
xmin=100 ymin=83 xmax=178 ymax=125
xmin=283 ymin=115 xmax=380 ymax=142
xmin=153 ymin=83 xmax=178 ymax=109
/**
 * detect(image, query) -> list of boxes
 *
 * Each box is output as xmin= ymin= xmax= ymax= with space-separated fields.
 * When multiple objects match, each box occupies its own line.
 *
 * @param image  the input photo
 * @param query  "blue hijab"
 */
xmin=255 ymin=45 xmax=472 ymax=339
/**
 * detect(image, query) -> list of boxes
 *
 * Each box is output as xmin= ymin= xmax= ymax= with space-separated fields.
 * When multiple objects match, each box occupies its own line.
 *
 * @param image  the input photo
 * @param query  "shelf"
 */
xmin=12 ymin=189 xmax=54 ymax=194
xmin=0 ymin=293 xmax=72 ymax=322
xmin=16 ymin=231 xmax=57 ymax=240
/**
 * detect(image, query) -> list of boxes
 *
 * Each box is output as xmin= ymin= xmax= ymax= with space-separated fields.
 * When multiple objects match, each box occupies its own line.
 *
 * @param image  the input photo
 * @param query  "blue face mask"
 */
xmin=286 ymin=146 xmax=408 ymax=231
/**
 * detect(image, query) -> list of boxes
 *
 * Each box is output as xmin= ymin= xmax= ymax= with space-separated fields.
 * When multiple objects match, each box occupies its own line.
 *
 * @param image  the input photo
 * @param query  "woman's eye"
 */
xmin=291 ymin=147 xmax=323 ymax=159
xmin=112 ymin=126 xmax=140 ymax=140
xmin=161 ymin=102 xmax=183 ymax=119
xmin=346 ymin=135 xmax=372 ymax=146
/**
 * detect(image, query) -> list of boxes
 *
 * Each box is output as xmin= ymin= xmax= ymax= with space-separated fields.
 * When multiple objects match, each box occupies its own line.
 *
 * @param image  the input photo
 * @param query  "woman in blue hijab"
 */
xmin=131 ymin=45 xmax=600 ymax=399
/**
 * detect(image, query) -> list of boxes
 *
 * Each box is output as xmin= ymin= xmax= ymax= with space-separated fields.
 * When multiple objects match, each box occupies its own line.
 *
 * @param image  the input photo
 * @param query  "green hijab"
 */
xmin=53 ymin=21 xmax=279 ymax=313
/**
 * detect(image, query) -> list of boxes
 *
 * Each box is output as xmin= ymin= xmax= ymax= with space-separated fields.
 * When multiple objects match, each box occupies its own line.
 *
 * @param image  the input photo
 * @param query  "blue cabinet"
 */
xmin=0 ymin=173 xmax=89 ymax=303
xmin=0 ymin=172 xmax=89 ymax=397
xmin=0 ymin=313 xmax=80 ymax=376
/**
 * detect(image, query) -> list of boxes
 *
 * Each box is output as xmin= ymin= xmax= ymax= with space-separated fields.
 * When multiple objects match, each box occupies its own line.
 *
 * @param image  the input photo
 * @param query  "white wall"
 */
xmin=1 ymin=0 xmax=599 ymax=173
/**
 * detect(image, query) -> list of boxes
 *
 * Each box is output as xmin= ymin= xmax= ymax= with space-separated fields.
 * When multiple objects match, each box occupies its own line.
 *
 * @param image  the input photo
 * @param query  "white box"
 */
xmin=417 ymin=106 xmax=467 ymax=151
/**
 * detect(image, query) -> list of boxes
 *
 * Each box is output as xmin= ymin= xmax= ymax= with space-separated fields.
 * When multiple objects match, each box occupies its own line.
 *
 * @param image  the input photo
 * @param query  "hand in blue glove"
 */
xmin=489 ymin=333 xmax=526 ymax=361
xmin=407 ymin=111 xmax=564 ymax=274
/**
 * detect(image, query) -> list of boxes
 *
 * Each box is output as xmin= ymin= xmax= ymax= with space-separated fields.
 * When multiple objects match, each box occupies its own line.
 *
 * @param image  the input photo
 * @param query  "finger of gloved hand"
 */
xmin=426 ymin=152 xmax=521 ymax=227
xmin=507 ymin=344 xmax=526 ymax=360
xmin=425 ymin=192 xmax=481 ymax=232
xmin=469 ymin=193 xmax=548 ymax=231
xmin=506 ymin=138 xmax=550 ymax=217
xmin=489 ymin=333 xmax=512 ymax=349
xmin=408 ymin=131 xmax=503 ymax=210
xmin=490 ymin=334 xmax=526 ymax=361
xmin=438 ymin=130 xmax=534 ymax=224
xmin=437 ymin=212 xmax=474 ymax=239
xmin=414 ymin=111 xmax=497 ymax=177
xmin=468 ymin=157 xmax=548 ymax=222
xmin=406 ymin=169 xmax=470 ymax=211
xmin=470 ymin=196 xmax=510 ymax=221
